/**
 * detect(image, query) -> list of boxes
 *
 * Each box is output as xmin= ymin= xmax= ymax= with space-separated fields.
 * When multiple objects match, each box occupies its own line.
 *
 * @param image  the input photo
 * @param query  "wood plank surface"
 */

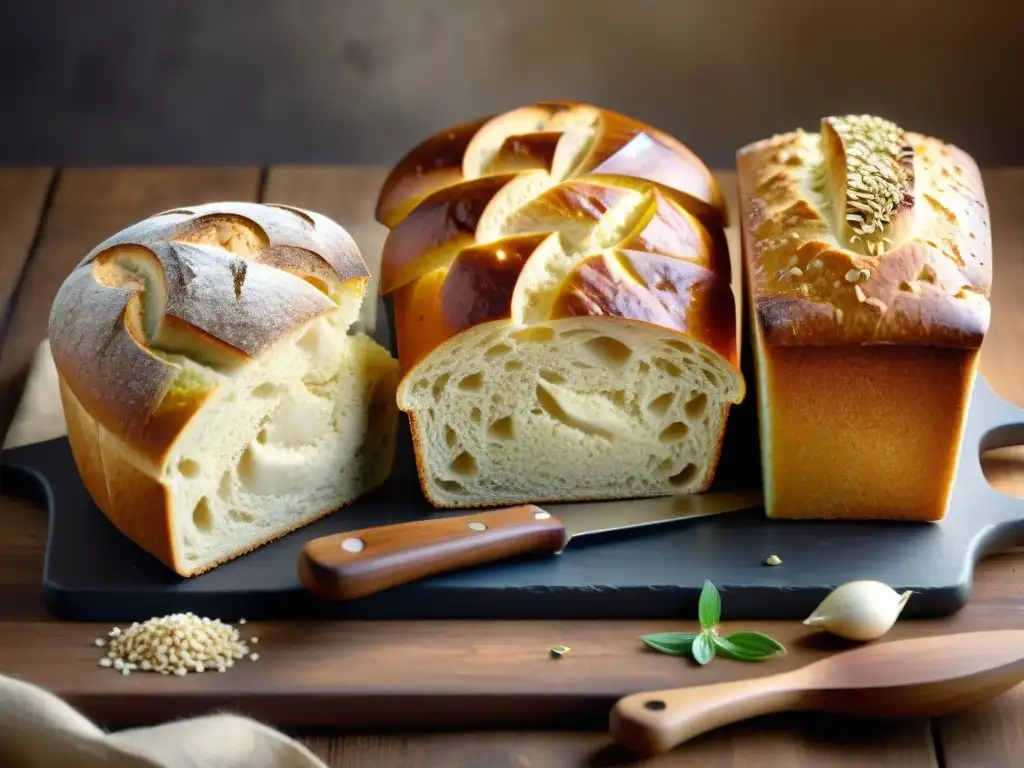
xmin=0 ymin=165 xmax=1022 ymax=767
xmin=0 ymin=167 xmax=54 ymax=435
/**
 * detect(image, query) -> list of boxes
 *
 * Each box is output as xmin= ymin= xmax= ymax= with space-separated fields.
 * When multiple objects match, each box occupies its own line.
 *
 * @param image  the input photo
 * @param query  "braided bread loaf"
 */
xmin=48 ymin=203 xmax=400 ymax=576
xmin=375 ymin=100 xmax=745 ymax=508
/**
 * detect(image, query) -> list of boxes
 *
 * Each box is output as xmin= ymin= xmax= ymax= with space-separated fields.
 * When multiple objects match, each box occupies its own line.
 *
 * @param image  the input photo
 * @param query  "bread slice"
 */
xmin=376 ymin=101 xmax=743 ymax=508
xmin=48 ymin=203 xmax=400 ymax=575
xmin=398 ymin=314 xmax=742 ymax=507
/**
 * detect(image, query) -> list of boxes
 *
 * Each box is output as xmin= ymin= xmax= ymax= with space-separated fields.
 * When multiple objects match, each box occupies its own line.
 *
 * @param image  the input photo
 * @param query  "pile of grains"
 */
xmin=94 ymin=613 xmax=259 ymax=676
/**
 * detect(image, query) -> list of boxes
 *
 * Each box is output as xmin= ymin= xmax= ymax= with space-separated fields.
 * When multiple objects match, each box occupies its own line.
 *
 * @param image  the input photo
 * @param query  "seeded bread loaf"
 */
xmin=736 ymin=115 xmax=992 ymax=521
xmin=48 ymin=203 xmax=400 ymax=576
xmin=375 ymin=100 xmax=745 ymax=508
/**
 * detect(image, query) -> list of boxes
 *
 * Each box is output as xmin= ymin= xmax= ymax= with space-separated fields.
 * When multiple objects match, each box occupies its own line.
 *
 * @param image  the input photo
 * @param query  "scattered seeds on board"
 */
xmin=765 ymin=554 xmax=783 ymax=566
xmin=549 ymin=645 xmax=571 ymax=658
xmin=93 ymin=613 xmax=257 ymax=676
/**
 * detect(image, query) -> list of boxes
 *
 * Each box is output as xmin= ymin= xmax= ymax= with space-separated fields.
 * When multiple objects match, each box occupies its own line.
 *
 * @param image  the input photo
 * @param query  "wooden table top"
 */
xmin=0 ymin=165 xmax=1022 ymax=767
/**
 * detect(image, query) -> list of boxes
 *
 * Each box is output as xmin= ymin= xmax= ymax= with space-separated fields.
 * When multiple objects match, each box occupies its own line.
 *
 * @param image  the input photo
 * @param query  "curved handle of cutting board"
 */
xmin=966 ymin=376 xmax=1024 ymax=554
xmin=975 ymin=375 xmax=1024 ymax=452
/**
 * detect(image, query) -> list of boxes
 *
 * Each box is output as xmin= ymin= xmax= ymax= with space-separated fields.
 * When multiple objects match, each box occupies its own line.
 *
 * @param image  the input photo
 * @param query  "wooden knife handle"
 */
xmin=297 ymin=505 xmax=567 ymax=601
xmin=610 ymin=675 xmax=802 ymax=756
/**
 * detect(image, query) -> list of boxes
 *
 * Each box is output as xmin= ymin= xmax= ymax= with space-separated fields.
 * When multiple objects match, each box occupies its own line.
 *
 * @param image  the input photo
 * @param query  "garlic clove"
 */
xmin=803 ymin=580 xmax=913 ymax=642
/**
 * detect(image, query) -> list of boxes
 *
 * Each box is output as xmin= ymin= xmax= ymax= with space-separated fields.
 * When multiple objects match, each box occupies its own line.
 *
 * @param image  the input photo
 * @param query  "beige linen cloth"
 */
xmin=1 ymin=342 xmax=328 ymax=767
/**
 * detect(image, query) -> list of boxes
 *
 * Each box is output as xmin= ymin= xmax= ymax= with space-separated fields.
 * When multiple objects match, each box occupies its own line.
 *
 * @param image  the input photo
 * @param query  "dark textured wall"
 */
xmin=2 ymin=0 xmax=1022 ymax=168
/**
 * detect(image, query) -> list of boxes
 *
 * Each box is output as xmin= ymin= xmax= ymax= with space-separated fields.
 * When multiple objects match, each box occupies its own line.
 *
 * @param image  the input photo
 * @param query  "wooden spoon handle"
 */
xmin=297 ymin=505 xmax=566 ymax=600
xmin=610 ymin=674 xmax=802 ymax=756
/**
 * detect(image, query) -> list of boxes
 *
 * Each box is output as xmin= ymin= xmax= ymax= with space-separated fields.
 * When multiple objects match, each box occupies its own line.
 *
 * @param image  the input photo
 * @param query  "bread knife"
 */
xmin=297 ymin=490 xmax=762 ymax=601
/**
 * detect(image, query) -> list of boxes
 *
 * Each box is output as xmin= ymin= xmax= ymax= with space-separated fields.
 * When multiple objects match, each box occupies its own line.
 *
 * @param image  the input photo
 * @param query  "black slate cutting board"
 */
xmin=2 ymin=362 xmax=1022 ymax=623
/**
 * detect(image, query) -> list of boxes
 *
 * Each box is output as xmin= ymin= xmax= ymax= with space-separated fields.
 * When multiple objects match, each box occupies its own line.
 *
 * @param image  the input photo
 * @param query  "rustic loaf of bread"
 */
xmin=374 ymin=100 xmax=745 ymax=508
xmin=737 ymin=115 xmax=992 ymax=521
xmin=48 ymin=202 xmax=400 ymax=576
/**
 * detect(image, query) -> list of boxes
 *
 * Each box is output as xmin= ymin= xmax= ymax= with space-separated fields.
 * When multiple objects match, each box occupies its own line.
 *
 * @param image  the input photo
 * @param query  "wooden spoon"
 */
xmin=610 ymin=630 xmax=1024 ymax=756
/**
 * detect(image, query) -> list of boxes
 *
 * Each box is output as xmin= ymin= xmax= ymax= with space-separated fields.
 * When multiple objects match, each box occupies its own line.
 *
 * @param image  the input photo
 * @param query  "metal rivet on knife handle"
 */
xmin=341 ymin=537 xmax=365 ymax=553
xmin=467 ymin=521 xmax=487 ymax=532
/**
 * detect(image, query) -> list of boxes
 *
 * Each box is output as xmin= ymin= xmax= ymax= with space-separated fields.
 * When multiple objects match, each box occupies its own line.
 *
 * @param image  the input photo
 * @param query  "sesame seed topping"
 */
xmin=825 ymin=115 xmax=914 ymax=252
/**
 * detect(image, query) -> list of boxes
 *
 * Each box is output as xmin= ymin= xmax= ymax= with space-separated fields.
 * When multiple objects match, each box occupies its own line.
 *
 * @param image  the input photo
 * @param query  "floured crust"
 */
xmin=48 ymin=202 xmax=372 ymax=469
xmin=737 ymin=119 xmax=991 ymax=347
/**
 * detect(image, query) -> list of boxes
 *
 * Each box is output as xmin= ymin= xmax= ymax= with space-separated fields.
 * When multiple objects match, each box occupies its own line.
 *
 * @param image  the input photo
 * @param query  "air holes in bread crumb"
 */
xmin=609 ymin=390 xmax=627 ymax=407
xmin=450 ymin=452 xmax=478 ymax=476
xmin=535 ymin=384 xmax=613 ymax=439
xmin=664 ymin=339 xmax=693 ymax=354
xmin=256 ymin=429 xmax=269 ymax=445
xmin=583 ymin=336 xmax=632 ymax=366
xmin=638 ymin=361 xmax=650 ymax=374
xmin=217 ymin=472 xmax=232 ymax=500
xmin=669 ymin=463 xmax=699 ymax=486
xmin=539 ymin=370 xmax=566 ymax=384
xmin=228 ymin=508 xmax=257 ymax=523
xmin=647 ymin=392 xmax=675 ymax=416
xmin=192 ymin=498 xmax=213 ymax=532
xmin=504 ymin=359 xmax=522 ymax=372
xmin=657 ymin=457 xmax=675 ymax=473
xmin=510 ymin=326 xmax=555 ymax=343
xmin=436 ymin=479 xmax=464 ymax=494
xmin=659 ymin=422 xmax=690 ymax=442
xmin=684 ymin=393 xmax=708 ymax=420
xmin=488 ymin=415 xmax=514 ymax=440
xmin=702 ymin=369 xmax=720 ymax=387
xmin=459 ymin=373 xmax=483 ymax=391
xmin=485 ymin=343 xmax=513 ymax=357
xmin=178 ymin=459 xmax=201 ymax=478
xmin=470 ymin=407 xmax=482 ymax=422
xmin=432 ymin=373 xmax=450 ymax=400
xmin=444 ymin=425 xmax=458 ymax=447
xmin=654 ymin=358 xmax=682 ymax=377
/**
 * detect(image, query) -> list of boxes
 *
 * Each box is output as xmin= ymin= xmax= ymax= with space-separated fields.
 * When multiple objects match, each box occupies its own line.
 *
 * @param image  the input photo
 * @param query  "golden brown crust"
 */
xmin=48 ymin=202 xmax=371 ymax=469
xmin=375 ymin=116 xmax=493 ymax=228
xmin=379 ymin=174 xmax=517 ymax=294
xmin=550 ymin=251 xmax=739 ymax=367
xmin=739 ymin=115 xmax=991 ymax=522
xmin=758 ymin=345 xmax=978 ymax=521
xmin=59 ymin=377 xmax=179 ymax=571
xmin=377 ymin=101 xmax=725 ymax=232
xmin=60 ymin=374 xmax=387 ymax=577
xmin=737 ymin=119 xmax=991 ymax=348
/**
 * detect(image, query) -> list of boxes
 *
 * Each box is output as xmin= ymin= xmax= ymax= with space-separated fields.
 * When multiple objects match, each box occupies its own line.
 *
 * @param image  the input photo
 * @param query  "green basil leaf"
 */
xmin=641 ymin=633 xmax=698 ymax=656
xmin=692 ymin=633 xmax=715 ymax=665
xmin=712 ymin=636 xmax=769 ymax=661
xmin=698 ymin=580 xmax=721 ymax=631
xmin=719 ymin=631 xmax=786 ymax=659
